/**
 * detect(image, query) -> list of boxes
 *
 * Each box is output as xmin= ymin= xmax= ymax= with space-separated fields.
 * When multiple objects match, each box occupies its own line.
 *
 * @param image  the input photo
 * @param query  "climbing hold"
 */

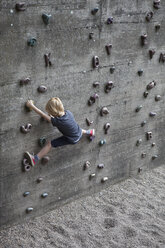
xmin=20 ymin=78 xmax=31 ymax=86
xmin=152 ymin=142 xmax=156 ymax=147
xmin=23 ymin=192 xmax=30 ymax=197
xmin=105 ymin=44 xmax=112 ymax=55
xmin=138 ymin=168 xmax=142 ymax=173
xmin=99 ymin=139 xmax=106 ymax=146
xmin=146 ymin=11 xmax=153 ymax=22
xmin=83 ymin=161 xmax=91 ymax=170
xmin=141 ymin=153 xmax=146 ymax=158
xmin=89 ymin=32 xmax=94 ymax=40
xmin=107 ymin=17 xmax=113 ymax=24
xmin=149 ymin=112 xmax=157 ymax=117
xmin=41 ymin=193 xmax=48 ymax=198
xmin=42 ymin=13 xmax=51 ymax=25
xmin=41 ymin=156 xmax=50 ymax=165
xmin=135 ymin=105 xmax=142 ymax=112
xmin=38 ymin=85 xmax=47 ymax=93
xmin=110 ymin=65 xmax=115 ymax=74
xmin=26 ymin=207 xmax=33 ymax=213
xmin=141 ymin=34 xmax=148 ymax=46
xmin=146 ymin=132 xmax=152 ymax=140
xmin=153 ymin=0 xmax=161 ymax=9
xmin=22 ymin=159 xmax=31 ymax=172
xmin=88 ymin=93 xmax=99 ymax=106
xmin=105 ymin=81 xmax=114 ymax=93
xmin=89 ymin=173 xmax=96 ymax=179
xmin=138 ymin=69 xmax=143 ymax=76
xmin=149 ymin=49 xmax=155 ymax=59
xmin=86 ymin=118 xmax=93 ymax=126
xmin=15 ymin=3 xmax=26 ymax=11
xmin=44 ymin=53 xmax=52 ymax=67
xmin=155 ymin=95 xmax=161 ymax=101
xmin=136 ymin=139 xmax=142 ymax=146
xmin=39 ymin=137 xmax=47 ymax=147
xmin=147 ymin=81 xmax=156 ymax=90
xmin=37 ymin=177 xmax=43 ymax=183
xmin=20 ymin=123 xmax=32 ymax=134
xmin=100 ymin=107 xmax=109 ymax=116
xmin=143 ymin=91 xmax=149 ymax=98
xmin=152 ymin=155 xmax=158 ymax=160
xmin=93 ymin=56 xmax=99 ymax=69
xmin=91 ymin=7 xmax=99 ymax=15
xmin=141 ymin=120 xmax=147 ymax=127
xmin=159 ymin=53 xmax=165 ymax=63
xmin=101 ymin=177 xmax=108 ymax=183
xmin=97 ymin=164 xmax=104 ymax=169
xmin=93 ymin=81 xmax=100 ymax=87
xmin=155 ymin=24 xmax=161 ymax=31
xmin=27 ymin=38 xmax=37 ymax=47
xmin=104 ymin=123 xmax=110 ymax=134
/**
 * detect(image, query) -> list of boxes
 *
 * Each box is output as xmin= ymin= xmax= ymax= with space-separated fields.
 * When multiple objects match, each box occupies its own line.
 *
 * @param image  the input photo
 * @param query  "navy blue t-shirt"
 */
xmin=51 ymin=110 xmax=82 ymax=143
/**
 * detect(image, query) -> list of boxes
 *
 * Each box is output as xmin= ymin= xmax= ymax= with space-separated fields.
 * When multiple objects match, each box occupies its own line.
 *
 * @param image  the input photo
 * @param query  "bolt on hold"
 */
xmin=93 ymin=81 xmax=100 ymax=87
xmin=104 ymin=123 xmax=110 ymax=134
xmin=39 ymin=137 xmax=47 ymax=147
xmin=147 ymin=81 xmax=156 ymax=90
xmin=155 ymin=24 xmax=161 ymax=31
xmin=149 ymin=49 xmax=156 ymax=59
xmin=146 ymin=11 xmax=154 ymax=22
xmin=41 ymin=156 xmax=50 ymax=165
xmin=107 ymin=17 xmax=113 ymax=24
xmin=97 ymin=163 xmax=104 ymax=169
xmin=91 ymin=7 xmax=99 ymax=15
xmin=144 ymin=91 xmax=149 ymax=98
xmin=149 ymin=112 xmax=157 ymax=117
xmin=89 ymin=173 xmax=96 ymax=180
xmin=155 ymin=95 xmax=161 ymax=101
xmin=99 ymin=139 xmax=106 ymax=146
xmin=41 ymin=193 xmax=48 ymax=198
xmin=138 ymin=69 xmax=143 ymax=76
xmin=86 ymin=118 xmax=93 ymax=126
xmin=22 ymin=158 xmax=31 ymax=172
xmin=141 ymin=153 xmax=146 ymax=158
xmin=42 ymin=13 xmax=51 ymax=25
xmin=100 ymin=107 xmax=109 ymax=116
xmin=26 ymin=207 xmax=33 ymax=213
xmin=146 ymin=131 xmax=152 ymax=140
xmin=141 ymin=120 xmax=147 ymax=127
xmin=15 ymin=3 xmax=26 ymax=11
xmin=153 ymin=0 xmax=161 ymax=9
xmin=110 ymin=65 xmax=115 ymax=74
xmin=44 ymin=53 xmax=52 ymax=67
xmin=138 ymin=168 xmax=142 ymax=173
xmin=141 ymin=34 xmax=148 ymax=46
xmin=101 ymin=177 xmax=108 ymax=183
xmin=152 ymin=155 xmax=158 ymax=160
xmin=20 ymin=123 xmax=32 ymax=134
xmin=84 ymin=161 xmax=91 ymax=170
xmin=37 ymin=177 xmax=43 ymax=183
xmin=89 ymin=32 xmax=94 ymax=40
xmin=20 ymin=77 xmax=31 ymax=86
xmin=38 ymin=85 xmax=47 ymax=93
xmin=105 ymin=81 xmax=114 ymax=93
xmin=105 ymin=44 xmax=112 ymax=55
xmin=27 ymin=37 xmax=37 ymax=47
xmin=136 ymin=105 xmax=142 ymax=112
xmin=23 ymin=192 xmax=30 ymax=197
xmin=136 ymin=139 xmax=142 ymax=146
xmin=93 ymin=56 xmax=99 ymax=69
xmin=159 ymin=53 xmax=165 ymax=63
xmin=88 ymin=93 xmax=99 ymax=106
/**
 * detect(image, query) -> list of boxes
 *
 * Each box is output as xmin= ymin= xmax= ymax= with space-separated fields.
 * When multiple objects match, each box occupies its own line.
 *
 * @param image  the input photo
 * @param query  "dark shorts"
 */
xmin=51 ymin=136 xmax=76 ymax=148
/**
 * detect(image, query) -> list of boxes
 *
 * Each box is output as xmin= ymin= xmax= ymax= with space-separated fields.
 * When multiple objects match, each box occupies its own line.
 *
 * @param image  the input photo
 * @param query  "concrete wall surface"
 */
xmin=0 ymin=0 xmax=165 ymax=228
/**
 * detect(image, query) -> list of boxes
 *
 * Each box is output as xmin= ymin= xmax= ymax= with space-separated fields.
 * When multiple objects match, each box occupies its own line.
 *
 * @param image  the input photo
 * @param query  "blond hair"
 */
xmin=45 ymin=97 xmax=64 ymax=117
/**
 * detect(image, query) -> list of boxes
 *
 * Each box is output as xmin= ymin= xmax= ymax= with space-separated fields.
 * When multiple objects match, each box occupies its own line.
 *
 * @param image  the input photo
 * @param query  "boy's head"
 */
xmin=45 ymin=97 xmax=64 ymax=117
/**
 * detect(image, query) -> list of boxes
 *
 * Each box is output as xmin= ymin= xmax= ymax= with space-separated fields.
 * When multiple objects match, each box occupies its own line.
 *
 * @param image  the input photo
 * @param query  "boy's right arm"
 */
xmin=26 ymin=100 xmax=51 ymax=122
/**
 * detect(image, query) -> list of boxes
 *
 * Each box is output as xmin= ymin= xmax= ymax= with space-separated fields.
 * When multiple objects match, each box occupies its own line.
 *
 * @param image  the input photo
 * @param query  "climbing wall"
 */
xmin=0 ymin=0 xmax=165 ymax=228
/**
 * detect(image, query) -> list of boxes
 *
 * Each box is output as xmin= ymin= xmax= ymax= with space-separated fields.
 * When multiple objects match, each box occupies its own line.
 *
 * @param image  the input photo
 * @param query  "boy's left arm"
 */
xmin=26 ymin=100 xmax=51 ymax=122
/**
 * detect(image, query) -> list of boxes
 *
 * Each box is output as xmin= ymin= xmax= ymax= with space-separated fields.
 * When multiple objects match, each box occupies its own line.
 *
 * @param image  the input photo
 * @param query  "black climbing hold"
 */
xmin=93 ymin=56 xmax=99 ymax=69
xmin=38 ymin=137 xmax=47 ymax=147
xmin=107 ymin=17 xmax=113 ymax=24
xmin=91 ymin=7 xmax=99 ymax=15
xmin=105 ymin=81 xmax=114 ymax=93
xmin=155 ymin=24 xmax=161 ymax=31
xmin=41 ymin=193 xmax=48 ymax=198
xmin=23 ymin=192 xmax=30 ymax=197
xmin=105 ymin=44 xmax=112 ymax=55
xmin=44 ymin=53 xmax=52 ymax=67
xmin=86 ymin=118 xmax=93 ymax=126
xmin=104 ymin=123 xmax=110 ymax=134
xmin=146 ymin=132 xmax=152 ymax=140
xmin=141 ymin=34 xmax=148 ymax=46
xmin=101 ymin=177 xmax=108 ymax=183
xmin=99 ymin=139 xmax=106 ymax=146
xmin=15 ymin=3 xmax=26 ymax=11
xmin=141 ymin=121 xmax=147 ymax=127
xmin=42 ymin=13 xmax=51 ymax=25
xmin=37 ymin=177 xmax=43 ymax=183
xmin=38 ymin=85 xmax=47 ymax=93
xmin=159 ymin=53 xmax=165 ymax=63
xmin=89 ymin=32 xmax=94 ymax=40
xmin=138 ymin=69 xmax=143 ymax=76
xmin=88 ymin=93 xmax=99 ymax=106
xmin=149 ymin=49 xmax=155 ymax=59
xmin=152 ymin=155 xmax=158 ymax=160
xmin=100 ymin=107 xmax=109 ymax=116
xmin=20 ymin=123 xmax=32 ymax=134
xmin=136 ymin=105 xmax=142 ymax=112
xmin=153 ymin=0 xmax=161 ymax=9
xmin=20 ymin=78 xmax=31 ymax=86
xmin=138 ymin=168 xmax=142 ymax=173
xmin=27 ymin=38 xmax=37 ymax=47
xmin=155 ymin=95 xmax=161 ymax=101
xmin=152 ymin=142 xmax=156 ymax=147
xmin=110 ymin=65 xmax=115 ymax=74
xmin=146 ymin=11 xmax=154 ymax=22
xmin=147 ymin=81 xmax=156 ymax=90
xmin=144 ymin=91 xmax=149 ymax=98
xmin=141 ymin=153 xmax=146 ymax=158
xmin=26 ymin=207 xmax=33 ymax=213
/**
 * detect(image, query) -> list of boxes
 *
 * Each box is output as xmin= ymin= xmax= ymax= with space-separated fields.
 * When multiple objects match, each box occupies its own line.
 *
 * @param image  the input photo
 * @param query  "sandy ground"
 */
xmin=0 ymin=166 xmax=165 ymax=248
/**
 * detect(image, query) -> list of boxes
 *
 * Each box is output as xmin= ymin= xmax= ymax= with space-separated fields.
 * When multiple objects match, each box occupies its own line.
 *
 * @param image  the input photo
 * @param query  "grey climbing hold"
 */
xmin=23 ymin=192 xmax=30 ymax=197
xmin=155 ymin=24 xmax=161 ymax=31
xmin=84 ymin=161 xmax=91 ymax=170
xmin=152 ymin=155 xmax=158 ymax=160
xmin=138 ymin=69 xmax=143 ymax=76
xmin=143 ymin=91 xmax=149 ymax=98
xmin=20 ymin=123 xmax=32 ymax=134
xmin=41 ymin=193 xmax=48 ymax=198
xmin=105 ymin=81 xmax=114 ymax=93
xmin=101 ymin=177 xmax=108 ymax=183
xmin=149 ymin=49 xmax=156 ymax=59
xmin=110 ymin=65 xmax=115 ymax=74
xmin=141 ymin=121 xmax=147 ymax=127
xmin=155 ymin=95 xmax=161 ymax=101
xmin=141 ymin=153 xmax=146 ymax=158
xmin=42 ymin=13 xmax=51 ymax=25
xmin=138 ymin=168 xmax=142 ymax=173
xmin=146 ymin=11 xmax=153 ymax=22
xmin=159 ymin=53 xmax=165 ymax=63
xmin=136 ymin=105 xmax=142 ymax=112
xmin=27 ymin=38 xmax=37 ymax=47
xmin=153 ymin=0 xmax=161 ymax=9
xmin=26 ymin=207 xmax=33 ymax=213
xmin=38 ymin=85 xmax=47 ymax=93
xmin=141 ymin=34 xmax=148 ymax=46
xmin=20 ymin=78 xmax=31 ymax=86
xmin=88 ymin=93 xmax=99 ymax=106
xmin=86 ymin=118 xmax=93 ymax=126
xmin=136 ymin=139 xmax=142 ymax=146
xmin=104 ymin=123 xmax=110 ymax=134
xmin=91 ymin=7 xmax=99 ymax=15
xmin=44 ymin=53 xmax=52 ymax=67
xmin=93 ymin=81 xmax=100 ymax=87
xmin=152 ymin=142 xmax=156 ymax=147
xmin=147 ymin=81 xmax=156 ymax=90
xmin=100 ymin=107 xmax=109 ymax=116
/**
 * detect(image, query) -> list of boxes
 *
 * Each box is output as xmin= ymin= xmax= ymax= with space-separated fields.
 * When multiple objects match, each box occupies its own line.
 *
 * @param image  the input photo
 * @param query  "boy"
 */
xmin=25 ymin=97 xmax=95 ymax=167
